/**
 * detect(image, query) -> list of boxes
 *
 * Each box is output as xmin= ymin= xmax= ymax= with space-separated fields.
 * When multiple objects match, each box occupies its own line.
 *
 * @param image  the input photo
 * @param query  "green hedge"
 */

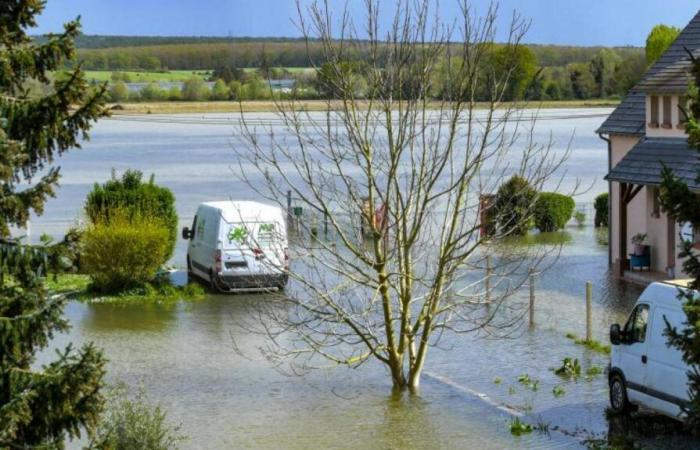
xmin=534 ymin=192 xmax=575 ymax=232
xmin=594 ymin=192 xmax=609 ymax=227
xmin=495 ymin=176 xmax=537 ymax=235
xmin=85 ymin=170 xmax=178 ymax=259
xmin=81 ymin=210 xmax=171 ymax=292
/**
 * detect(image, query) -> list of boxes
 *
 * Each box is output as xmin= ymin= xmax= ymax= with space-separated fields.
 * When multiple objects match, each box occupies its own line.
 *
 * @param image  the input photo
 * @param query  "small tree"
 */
xmin=109 ymin=81 xmax=130 ymax=102
xmin=235 ymin=0 xmax=569 ymax=390
xmin=0 ymin=1 xmax=108 ymax=446
xmin=646 ymin=24 xmax=681 ymax=65
xmin=594 ymin=192 xmax=609 ymax=227
xmin=181 ymin=77 xmax=208 ymax=101
xmin=211 ymin=79 xmax=230 ymax=100
xmin=495 ymin=176 xmax=538 ymax=235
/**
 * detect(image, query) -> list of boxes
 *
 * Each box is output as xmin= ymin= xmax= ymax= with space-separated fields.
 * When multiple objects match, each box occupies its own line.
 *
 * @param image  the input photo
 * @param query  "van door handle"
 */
xmin=641 ymin=355 xmax=647 ymax=364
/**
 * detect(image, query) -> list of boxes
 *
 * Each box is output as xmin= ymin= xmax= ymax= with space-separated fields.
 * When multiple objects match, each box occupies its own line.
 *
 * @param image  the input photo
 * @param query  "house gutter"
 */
xmin=598 ymin=132 xmax=612 ymax=266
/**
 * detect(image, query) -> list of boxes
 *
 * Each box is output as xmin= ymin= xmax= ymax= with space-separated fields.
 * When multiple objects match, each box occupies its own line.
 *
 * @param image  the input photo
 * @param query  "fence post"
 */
xmin=485 ymin=255 xmax=492 ymax=305
xmin=529 ymin=268 xmax=535 ymax=328
xmin=586 ymin=281 xmax=592 ymax=342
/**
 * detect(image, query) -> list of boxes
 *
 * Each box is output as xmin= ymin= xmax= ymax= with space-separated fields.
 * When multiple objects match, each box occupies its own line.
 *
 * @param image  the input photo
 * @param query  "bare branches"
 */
xmin=232 ymin=0 xmax=573 ymax=390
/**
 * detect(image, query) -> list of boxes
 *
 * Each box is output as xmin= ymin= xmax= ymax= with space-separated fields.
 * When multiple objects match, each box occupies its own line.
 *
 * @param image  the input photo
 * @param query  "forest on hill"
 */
xmin=42 ymin=30 xmax=675 ymax=103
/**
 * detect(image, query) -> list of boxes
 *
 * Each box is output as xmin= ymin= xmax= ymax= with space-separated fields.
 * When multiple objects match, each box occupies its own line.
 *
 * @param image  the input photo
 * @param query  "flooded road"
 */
xmin=32 ymin=109 xmax=700 ymax=448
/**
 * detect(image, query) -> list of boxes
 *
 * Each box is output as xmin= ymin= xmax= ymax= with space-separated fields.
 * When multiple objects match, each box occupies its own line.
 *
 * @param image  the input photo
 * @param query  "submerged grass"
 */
xmin=566 ymin=332 xmax=612 ymax=355
xmin=46 ymin=273 xmax=206 ymax=304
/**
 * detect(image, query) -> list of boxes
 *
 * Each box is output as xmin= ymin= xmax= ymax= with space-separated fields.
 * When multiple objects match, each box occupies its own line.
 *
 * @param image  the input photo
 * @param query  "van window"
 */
xmin=197 ymin=217 xmax=206 ymax=241
xmin=191 ymin=215 xmax=198 ymax=236
xmin=624 ymin=304 xmax=650 ymax=343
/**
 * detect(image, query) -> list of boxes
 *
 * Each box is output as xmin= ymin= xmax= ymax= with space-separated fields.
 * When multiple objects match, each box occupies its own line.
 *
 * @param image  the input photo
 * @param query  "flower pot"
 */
xmin=633 ymin=243 xmax=648 ymax=256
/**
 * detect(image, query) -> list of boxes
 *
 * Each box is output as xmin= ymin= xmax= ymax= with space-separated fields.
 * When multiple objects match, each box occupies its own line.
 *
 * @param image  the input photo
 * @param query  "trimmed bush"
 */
xmin=495 ymin=175 xmax=537 ymax=235
xmin=81 ymin=209 xmax=171 ymax=292
xmin=594 ymin=192 xmax=609 ymax=227
xmin=86 ymin=170 xmax=178 ymax=259
xmin=534 ymin=192 xmax=575 ymax=232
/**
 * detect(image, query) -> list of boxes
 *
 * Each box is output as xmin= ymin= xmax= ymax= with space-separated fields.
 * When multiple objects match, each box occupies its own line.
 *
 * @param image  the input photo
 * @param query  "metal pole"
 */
xmin=529 ymin=268 xmax=535 ymax=328
xmin=586 ymin=281 xmax=593 ymax=342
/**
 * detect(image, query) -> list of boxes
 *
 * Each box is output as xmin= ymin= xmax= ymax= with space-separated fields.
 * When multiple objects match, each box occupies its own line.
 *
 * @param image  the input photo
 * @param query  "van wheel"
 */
xmin=209 ymin=270 xmax=222 ymax=293
xmin=609 ymin=374 xmax=631 ymax=414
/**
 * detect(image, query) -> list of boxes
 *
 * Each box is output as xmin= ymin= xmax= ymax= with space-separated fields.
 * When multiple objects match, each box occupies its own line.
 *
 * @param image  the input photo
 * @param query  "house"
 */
xmin=597 ymin=10 xmax=700 ymax=281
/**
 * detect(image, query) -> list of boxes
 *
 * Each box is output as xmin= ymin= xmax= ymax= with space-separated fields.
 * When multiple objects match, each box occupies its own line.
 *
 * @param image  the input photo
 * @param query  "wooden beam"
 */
xmin=624 ymin=184 xmax=644 ymax=204
xmin=618 ymin=183 xmax=628 ymax=276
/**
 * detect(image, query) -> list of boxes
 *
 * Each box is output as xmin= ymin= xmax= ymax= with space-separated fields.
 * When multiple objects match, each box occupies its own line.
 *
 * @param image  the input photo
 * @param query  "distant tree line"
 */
xmin=91 ymin=24 xmax=680 ymax=103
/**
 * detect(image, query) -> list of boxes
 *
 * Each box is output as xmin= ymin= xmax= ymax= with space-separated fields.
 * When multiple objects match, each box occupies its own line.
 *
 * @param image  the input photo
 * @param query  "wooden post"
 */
xmin=529 ymin=268 xmax=535 ymax=328
xmin=286 ymin=190 xmax=293 ymax=231
xmin=485 ymin=255 xmax=492 ymax=305
xmin=586 ymin=281 xmax=592 ymax=342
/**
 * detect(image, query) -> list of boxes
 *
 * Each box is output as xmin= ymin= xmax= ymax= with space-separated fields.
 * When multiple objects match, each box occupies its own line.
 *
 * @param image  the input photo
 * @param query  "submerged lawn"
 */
xmin=46 ymin=273 xmax=206 ymax=303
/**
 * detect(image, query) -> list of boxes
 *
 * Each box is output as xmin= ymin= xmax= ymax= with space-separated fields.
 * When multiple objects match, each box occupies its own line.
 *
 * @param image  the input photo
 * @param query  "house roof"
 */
xmin=598 ymin=9 xmax=700 ymax=135
xmin=596 ymin=91 xmax=646 ymax=136
xmin=605 ymin=137 xmax=700 ymax=190
xmin=636 ymin=49 xmax=700 ymax=93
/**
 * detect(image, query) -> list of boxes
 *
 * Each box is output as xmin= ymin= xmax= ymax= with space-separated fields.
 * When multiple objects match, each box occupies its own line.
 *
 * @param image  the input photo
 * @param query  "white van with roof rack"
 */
xmin=182 ymin=201 xmax=288 ymax=292
xmin=608 ymin=279 xmax=697 ymax=420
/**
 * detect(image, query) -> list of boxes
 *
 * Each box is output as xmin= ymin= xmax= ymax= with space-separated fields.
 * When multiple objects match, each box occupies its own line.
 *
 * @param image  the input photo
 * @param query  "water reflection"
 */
xmin=82 ymin=302 xmax=178 ymax=332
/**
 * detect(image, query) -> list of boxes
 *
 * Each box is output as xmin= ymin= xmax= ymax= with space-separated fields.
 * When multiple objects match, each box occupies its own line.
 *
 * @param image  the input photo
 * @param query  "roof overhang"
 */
xmin=605 ymin=137 xmax=700 ymax=191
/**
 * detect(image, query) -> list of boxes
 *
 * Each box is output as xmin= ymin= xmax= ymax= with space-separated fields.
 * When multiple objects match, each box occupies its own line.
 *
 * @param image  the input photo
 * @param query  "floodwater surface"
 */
xmin=32 ymin=109 xmax=700 ymax=449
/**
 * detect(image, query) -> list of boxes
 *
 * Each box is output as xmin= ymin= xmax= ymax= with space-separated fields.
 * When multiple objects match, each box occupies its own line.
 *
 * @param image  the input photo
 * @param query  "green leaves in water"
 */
xmin=517 ymin=374 xmax=539 ymax=391
xmin=553 ymin=357 xmax=581 ymax=378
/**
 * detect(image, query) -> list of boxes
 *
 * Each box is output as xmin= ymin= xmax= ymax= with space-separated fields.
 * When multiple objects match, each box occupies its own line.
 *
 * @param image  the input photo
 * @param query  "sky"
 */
xmin=33 ymin=1 xmax=700 ymax=47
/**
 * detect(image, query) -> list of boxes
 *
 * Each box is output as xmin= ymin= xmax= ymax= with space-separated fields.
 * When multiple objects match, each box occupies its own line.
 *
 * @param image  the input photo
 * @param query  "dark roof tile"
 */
xmin=605 ymin=137 xmax=700 ymax=190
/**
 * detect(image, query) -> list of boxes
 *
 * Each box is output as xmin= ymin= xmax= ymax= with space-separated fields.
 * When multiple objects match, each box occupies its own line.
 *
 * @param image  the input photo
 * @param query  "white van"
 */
xmin=608 ymin=280 xmax=696 ymax=419
xmin=182 ymin=201 xmax=288 ymax=292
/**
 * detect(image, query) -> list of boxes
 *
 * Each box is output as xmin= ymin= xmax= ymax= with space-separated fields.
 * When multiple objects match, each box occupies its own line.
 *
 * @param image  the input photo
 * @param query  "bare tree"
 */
xmin=233 ymin=0 xmax=571 ymax=391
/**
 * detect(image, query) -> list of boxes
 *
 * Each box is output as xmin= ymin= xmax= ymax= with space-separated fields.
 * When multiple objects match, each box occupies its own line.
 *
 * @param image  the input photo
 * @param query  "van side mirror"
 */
xmin=182 ymin=227 xmax=192 ymax=240
xmin=610 ymin=323 xmax=621 ymax=346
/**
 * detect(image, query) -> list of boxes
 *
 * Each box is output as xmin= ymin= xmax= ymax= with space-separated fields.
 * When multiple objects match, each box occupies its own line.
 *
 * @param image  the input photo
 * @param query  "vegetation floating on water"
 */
xmin=509 ymin=417 xmax=534 ymax=436
xmin=565 ymin=333 xmax=612 ymax=355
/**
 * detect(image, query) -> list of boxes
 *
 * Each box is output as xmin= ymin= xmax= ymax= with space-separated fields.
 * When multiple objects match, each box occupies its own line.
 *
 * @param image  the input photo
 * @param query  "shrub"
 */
xmin=82 ymin=209 xmax=171 ymax=292
xmin=594 ymin=192 xmax=609 ymax=227
xmin=95 ymin=385 xmax=185 ymax=450
xmin=86 ymin=170 xmax=178 ymax=259
xmin=494 ymin=175 xmax=537 ymax=235
xmin=534 ymin=192 xmax=575 ymax=232
xmin=139 ymin=82 xmax=164 ymax=101
xmin=109 ymin=81 xmax=129 ymax=102
xmin=181 ymin=77 xmax=209 ymax=101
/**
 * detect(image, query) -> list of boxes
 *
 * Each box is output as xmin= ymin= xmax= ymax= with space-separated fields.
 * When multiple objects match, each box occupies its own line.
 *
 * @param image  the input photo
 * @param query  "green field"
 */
xmin=85 ymin=67 xmax=314 ymax=84
xmin=85 ymin=69 xmax=212 ymax=83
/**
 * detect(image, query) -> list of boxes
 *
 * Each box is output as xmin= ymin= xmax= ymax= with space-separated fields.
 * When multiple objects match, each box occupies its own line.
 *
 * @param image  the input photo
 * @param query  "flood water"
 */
xmin=33 ymin=109 xmax=700 ymax=448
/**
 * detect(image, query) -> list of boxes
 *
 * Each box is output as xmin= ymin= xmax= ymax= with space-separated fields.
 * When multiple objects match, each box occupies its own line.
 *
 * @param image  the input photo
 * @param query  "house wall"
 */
xmin=610 ymin=134 xmax=644 ymax=264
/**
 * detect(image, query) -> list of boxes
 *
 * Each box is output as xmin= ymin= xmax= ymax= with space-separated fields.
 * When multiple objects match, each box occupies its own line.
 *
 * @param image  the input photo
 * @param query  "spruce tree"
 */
xmin=659 ymin=52 xmax=700 ymax=430
xmin=0 ymin=1 xmax=108 ymax=447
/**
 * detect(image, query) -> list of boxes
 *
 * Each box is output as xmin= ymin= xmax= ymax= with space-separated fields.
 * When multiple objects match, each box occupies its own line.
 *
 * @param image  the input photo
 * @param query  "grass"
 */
xmin=46 ymin=273 xmax=206 ymax=304
xmin=552 ymin=385 xmax=566 ymax=397
xmin=509 ymin=417 xmax=534 ymax=436
xmin=109 ymin=98 xmax=619 ymax=115
xmin=85 ymin=69 xmax=211 ymax=83
xmin=517 ymin=374 xmax=539 ymax=391
xmin=565 ymin=333 xmax=612 ymax=355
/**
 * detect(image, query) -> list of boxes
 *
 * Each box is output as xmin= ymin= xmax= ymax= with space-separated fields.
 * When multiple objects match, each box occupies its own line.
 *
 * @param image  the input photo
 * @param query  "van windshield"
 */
xmin=224 ymin=222 xmax=280 ymax=248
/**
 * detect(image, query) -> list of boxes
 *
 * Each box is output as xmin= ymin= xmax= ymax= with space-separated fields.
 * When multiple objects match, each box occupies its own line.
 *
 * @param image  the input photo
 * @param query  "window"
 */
xmin=191 ymin=215 xmax=198 ymax=237
xmin=662 ymin=95 xmax=672 ymax=128
xmin=651 ymin=187 xmax=660 ymax=218
xmin=197 ymin=218 xmax=206 ymax=240
xmin=624 ymin=304 xmax=649 ymax=344
xmin=649 ymin=95 xmax=659 ymax=127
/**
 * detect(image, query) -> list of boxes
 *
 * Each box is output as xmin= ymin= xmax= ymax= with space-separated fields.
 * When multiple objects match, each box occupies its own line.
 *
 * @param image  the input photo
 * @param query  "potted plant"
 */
xmin=631 ymin=233 xmax=648 ymax=256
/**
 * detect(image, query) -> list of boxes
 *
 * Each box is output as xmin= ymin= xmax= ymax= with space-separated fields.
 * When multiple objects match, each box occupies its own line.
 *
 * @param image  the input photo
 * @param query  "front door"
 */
xmin=620 ymin=303 xmax=650 ymax=403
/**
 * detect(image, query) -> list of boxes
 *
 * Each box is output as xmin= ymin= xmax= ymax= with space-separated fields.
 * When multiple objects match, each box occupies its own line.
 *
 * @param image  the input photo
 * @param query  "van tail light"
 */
xmin=215 ymin=249 xmax=222 ymax=273
xmin=284 ymin=248 xmax=289 ymax=268
xmin=253 ymin=248 xmax=264 ymax=260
